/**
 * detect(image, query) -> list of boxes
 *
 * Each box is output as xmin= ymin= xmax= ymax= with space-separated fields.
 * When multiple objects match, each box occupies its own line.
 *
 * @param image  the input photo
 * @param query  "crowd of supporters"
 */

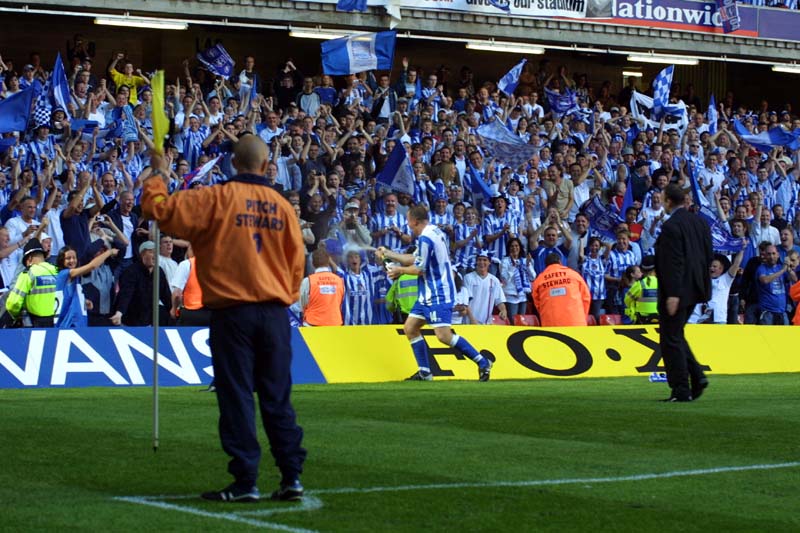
xmin=1 ymin=34 xmax=799 ymax=328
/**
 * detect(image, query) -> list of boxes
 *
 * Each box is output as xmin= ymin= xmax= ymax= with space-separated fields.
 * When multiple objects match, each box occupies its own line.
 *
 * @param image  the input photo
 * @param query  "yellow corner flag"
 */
xmin=151 ymin=70 xmax=168 ymax=155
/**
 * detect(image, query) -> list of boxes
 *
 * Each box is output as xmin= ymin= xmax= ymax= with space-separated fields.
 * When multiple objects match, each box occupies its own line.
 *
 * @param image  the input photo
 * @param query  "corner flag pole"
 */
xmin=152 ymin=222 xmax=161 ymax=452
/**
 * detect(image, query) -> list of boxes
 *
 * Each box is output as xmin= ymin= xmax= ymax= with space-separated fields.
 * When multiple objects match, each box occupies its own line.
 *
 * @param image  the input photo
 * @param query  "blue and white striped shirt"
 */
xmin=606 ymin=248 xmax=638 ymax=279
xmin=482 ymin=210 xmax=519 ymax=262
xmin=370 ymin=212 xmax=408 ymax=251
xmin=344 ymin=269 xmax=373 ymax=326
xmin=453 ymin=223 xmax=482 ymax=270
xmin=414 ymin=224 xmax=456 ymax=306
xmin=581 ymin=256 xmax=607 ymax=300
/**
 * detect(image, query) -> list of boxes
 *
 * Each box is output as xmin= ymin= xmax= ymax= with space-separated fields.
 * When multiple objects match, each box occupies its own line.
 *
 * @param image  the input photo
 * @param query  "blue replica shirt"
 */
xmin=756 ymin=263 xmax=788 ymax=313
xmin=344 ymin=269 xmax=373 ymax=325
xmin=414 ymin=223 xmax=456 ymax=306
xmin=532 ymin=244 xmax=569 ymax=277
xmin=56 ymin=269 xmax=87 ymax=328
xmin=581 ymin=255 xmax=607 ymax=300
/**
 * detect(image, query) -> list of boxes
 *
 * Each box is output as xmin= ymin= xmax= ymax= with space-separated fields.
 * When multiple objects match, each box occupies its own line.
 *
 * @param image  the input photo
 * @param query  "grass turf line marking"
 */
xmin=114 ymin=462 xmax=800 ymax=530
xmin=308 ymin=461 xmax=800 ymax=495
xmin=114 ymin=496 xmax=319 ymax=533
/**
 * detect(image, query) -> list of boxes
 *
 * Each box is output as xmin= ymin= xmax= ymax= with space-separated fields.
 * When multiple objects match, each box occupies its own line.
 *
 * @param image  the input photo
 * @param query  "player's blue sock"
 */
xmin=450 ymin=335 xmax=488 ymax=368
xmin=410 ymin=337 xmax=431 ymax=373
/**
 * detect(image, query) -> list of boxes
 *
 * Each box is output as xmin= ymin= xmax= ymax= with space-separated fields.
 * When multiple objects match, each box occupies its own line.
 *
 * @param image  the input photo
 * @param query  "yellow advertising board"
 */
xmin=301 ymin=325 xmax=800 ymax=383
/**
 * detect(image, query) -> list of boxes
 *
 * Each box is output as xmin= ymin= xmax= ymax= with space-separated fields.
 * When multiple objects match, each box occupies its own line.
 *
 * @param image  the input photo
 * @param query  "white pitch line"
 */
xmin=114 ymin=461 xmax=800 ymax=531
xmin=308 ymin=461 xmax=800 ymax=495
xmin=237 ymin=496 xmax=324 ymax=516
xmin=113 ymin=496 xmax=319 ymax=533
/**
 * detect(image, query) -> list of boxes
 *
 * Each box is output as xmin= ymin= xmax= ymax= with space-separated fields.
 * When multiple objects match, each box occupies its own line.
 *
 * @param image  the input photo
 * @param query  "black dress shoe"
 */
xmin=662 ymin=395 xmax=693 ymax=402
xmin=691 ymin=377 xmax=709 ymax=400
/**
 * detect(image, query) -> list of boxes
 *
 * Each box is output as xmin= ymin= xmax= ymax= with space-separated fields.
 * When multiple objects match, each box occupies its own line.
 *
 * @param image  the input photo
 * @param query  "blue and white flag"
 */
xmin=321 ymin=31 xmax=396 ymax=76
xmin=196 ymin=44 xmax=235 ymax=79
xmin=497 ymin=59 xmax=526 ymax=97
xmin=336 ymin=0 xmax=368 ymax=12
xmin=707 ymin=94 xmax=718 ymax=136
xmin=687 ymin=161 xmax=710 ymax=209
xmin=121 ymin=105 xmax=139 ymax=143
xmin=51 ymin=52 xmax=72 ymax=117
xmin=32 ymin=76 xmax=53 ymax=127
xmin=488 ymin=0 xmax=511 ymax=13
xmin=618 ymin=174 xmax=635 ymax=221
xmin=652 ymin=65 xmax=674 ymax=120
xmin=0 ymin=86 xmax=35 ymax=133
xmin=475 ymin=120 xmax=539 ymax=170
xmin=376 ymin=142 xmax=415 ymax=195
xmin=581 ymin=196 xmax=622 ymax=243
xmin=717 ymin=0 xmax=741 ymax=33
xmin=731 ymin=119 xmax=798 ymax=153
xmin=630 ymin=91 xmax=688 ymax=136
xmin=544 ymin=87 xmax=579 ymax=117
xmin=466 ymin=162 xmax=495 ymax=202
xmin=183 ymin=155 xmax=223 ymax=188
xmin=686 ymin=162 xmax=742 ymax=252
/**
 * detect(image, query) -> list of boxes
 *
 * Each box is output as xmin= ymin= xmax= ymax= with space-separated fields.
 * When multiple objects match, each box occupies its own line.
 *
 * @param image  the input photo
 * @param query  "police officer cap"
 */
xmin=22 ymin=238 xmax=45 ymax=259
xmin=641 ymin=255 xmax=656 ymax=271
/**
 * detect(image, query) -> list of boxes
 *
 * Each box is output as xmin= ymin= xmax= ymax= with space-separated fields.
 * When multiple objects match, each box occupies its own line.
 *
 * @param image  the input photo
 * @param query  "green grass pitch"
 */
xmin=2 ymin=374 xmax=799 ymax=532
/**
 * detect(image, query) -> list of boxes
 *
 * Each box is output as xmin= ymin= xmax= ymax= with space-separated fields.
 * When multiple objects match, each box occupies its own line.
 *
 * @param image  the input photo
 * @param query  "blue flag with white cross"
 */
xmin=652 ymin=65 xmax=674 ymax=120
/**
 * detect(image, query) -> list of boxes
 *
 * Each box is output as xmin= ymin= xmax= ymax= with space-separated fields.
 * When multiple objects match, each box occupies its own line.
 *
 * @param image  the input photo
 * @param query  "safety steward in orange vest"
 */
xmin=533 ymin=252 xmax=592 ymax=326
xmin=172 ymin=245 xmax=211 ymax=327
xmin=300 ymin=248 xmax=344 ymax=326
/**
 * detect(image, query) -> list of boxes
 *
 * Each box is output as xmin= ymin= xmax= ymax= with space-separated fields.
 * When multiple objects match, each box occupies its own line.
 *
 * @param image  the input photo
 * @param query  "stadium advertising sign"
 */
xmin=606 ymin=0 xmax=757 ymax=37
xmin=301 ymin=325 xmax=800 ymax=382
xmin=1 ymin=325 xmax=796 ymax=388
xmin=294 ymin=0 xmax=611 ymax=18
xmin=0 ymin=327 xmax=325 ymax=389
xmin=399 ymin=0 xmax=610 ymax=18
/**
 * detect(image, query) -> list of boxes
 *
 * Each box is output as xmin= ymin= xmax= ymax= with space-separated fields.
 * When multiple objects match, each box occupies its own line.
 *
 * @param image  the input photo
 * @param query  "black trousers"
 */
xmin=658 ymin=302 xmax=704 ymax=399
xmin=209 ymin=302 xmax=306 ymax=489
xmin=177 ymin=307 xmax=211 ymax=327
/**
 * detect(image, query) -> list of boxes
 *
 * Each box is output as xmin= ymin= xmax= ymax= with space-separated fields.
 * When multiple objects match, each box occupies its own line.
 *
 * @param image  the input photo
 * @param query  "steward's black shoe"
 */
xmin=691 ymin=376 xmax=709 ymax=400
xmin=201 ymin=483 xmax=260 ymax=503
xmin=405 ymin=371 xmax=433 ymax=381
xmin=270 ymin=480 xmax=304 ymax=501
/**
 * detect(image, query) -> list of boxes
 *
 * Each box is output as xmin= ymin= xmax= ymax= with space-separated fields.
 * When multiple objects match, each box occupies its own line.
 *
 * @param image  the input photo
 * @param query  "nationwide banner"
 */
xmin=292 ymin=0 xmax=790 ymax=40
xmin=1 ymin=326 xmax=797 ymax=388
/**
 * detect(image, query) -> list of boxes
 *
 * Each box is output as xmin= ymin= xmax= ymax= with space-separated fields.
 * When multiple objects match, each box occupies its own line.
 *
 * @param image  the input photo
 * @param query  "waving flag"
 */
xmin=51 ymin=52 xmax=72 ymax=117
xmin=183 ymin=155 xmax=223 ymax=188
xmin=488 ymin=0 xmax=511 ymax=13
xmin=618 ymin=173 xmax=635 ymax=221
xmin=732 ymin=119 xmax=798 ymax=153
xmin=475 ymin=120 xmax=539 ymax=170
xmin=544 ymin=87 xmax=579 ymax=117
xmin=196 ymin=44 xmax=235 ymax=79
xmin=717 ymin=0 xmax=741 ymax=33
xmin=150 ymin=70 xmax=169 ymax=154
xmin=321 ymin=31 xmax=396 ymax=75
xmin=336 ymin=0 xmax=368 ymax=12
xmin=687 ymin=161 xmax=710 ymax=209
xmin=375 ymin=142 xmax=415 ymax=195
xmin=707 ymin=94 xmax=718 ymax=136
xmin=652 ymin=65 xmax=674 ymax=120
xmin=0 ymin=86 xmax=35 ymax=133
xmin=466 ymin=162 xmax=495 ymax=203
xmin=581 ymin=196 xmax=623 ymax=243
xmin=497 ymin=59 xmax=526 ymax=97
xmin=630 ymin=91 xmax=688 ymax=136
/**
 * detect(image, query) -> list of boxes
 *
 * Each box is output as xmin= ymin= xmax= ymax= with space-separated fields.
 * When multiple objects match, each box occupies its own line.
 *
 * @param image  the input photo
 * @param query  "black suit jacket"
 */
xmin=655 ymin=207 xmax=713 ymax=308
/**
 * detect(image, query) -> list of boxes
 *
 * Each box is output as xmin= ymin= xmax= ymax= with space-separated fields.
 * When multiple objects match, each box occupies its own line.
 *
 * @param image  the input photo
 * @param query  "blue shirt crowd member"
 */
xmin=377 ymin=205 xmax=492 ymax=382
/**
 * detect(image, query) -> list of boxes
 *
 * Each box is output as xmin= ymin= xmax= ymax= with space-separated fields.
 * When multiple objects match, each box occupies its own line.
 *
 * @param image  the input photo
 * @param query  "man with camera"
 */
xmin=327 ymin=200 xmax=371 ymax=248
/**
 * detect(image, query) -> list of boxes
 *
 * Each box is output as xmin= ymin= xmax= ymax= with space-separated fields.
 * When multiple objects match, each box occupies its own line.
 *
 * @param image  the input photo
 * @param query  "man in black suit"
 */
xmin=655 ymin=184 xmax=713 ymax=402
